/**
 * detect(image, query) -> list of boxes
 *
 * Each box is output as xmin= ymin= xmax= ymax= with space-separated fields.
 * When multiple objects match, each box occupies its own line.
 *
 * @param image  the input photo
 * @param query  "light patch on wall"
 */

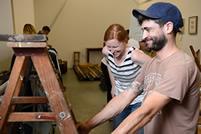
xmin=129 ymin=14 xmax=143 ymax=42
xmin=0 ymin=0 xmax=14 ymax=70
xmin=134 ymin=0 xmax=151 ymax=4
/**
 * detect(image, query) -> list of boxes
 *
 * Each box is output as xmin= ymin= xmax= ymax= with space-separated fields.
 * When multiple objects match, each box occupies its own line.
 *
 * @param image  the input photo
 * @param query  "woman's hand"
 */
xmin=102 ymin=46 xmax=109 ymax=55
xmin=111 ymin=86 xmax=116 ymax=98
xmin=131 ymin=48 xmax=151 ymax=65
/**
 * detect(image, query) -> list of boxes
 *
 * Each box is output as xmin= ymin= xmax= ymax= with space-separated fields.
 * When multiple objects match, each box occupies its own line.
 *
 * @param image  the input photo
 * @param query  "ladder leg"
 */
xmin=0 ymin=56 xmax=27 ymax=131
xmin=32 ymin=52 xmax=77 ymax=134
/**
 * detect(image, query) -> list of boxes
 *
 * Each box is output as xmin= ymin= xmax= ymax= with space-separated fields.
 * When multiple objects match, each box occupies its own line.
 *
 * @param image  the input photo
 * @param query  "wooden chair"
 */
xmin=189 ymin=45 xmax=201 ymax=72
xmin=190 ymin=45 xmax=201 ymax=134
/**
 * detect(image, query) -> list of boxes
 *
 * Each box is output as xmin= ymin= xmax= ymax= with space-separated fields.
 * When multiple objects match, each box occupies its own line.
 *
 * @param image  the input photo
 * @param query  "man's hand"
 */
xmin=77 ymin=122 xmax=91 ymax=134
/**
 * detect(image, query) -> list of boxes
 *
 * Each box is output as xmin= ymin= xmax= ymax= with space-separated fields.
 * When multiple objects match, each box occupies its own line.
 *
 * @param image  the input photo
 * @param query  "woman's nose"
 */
xmin=108 ymin=48 xmax=114 ymax=53
xmin=108 ymin=48 xmax=112 ymax=52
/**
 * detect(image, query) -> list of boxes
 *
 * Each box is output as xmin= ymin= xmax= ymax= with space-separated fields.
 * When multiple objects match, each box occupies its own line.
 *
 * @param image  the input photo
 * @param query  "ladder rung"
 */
xmin=11 ymin=96 xmax=48 ymax=104
xmin=8 ymin=112 xmax=56 ymax=122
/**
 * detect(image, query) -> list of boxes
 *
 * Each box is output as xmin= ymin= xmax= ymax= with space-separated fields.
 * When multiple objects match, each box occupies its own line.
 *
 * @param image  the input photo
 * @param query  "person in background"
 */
xmin=77 ymin=2 xmax=200 ymax=134
xmin=38 ymin=25 xmax=63 ymax=84
xmin=139 ymin=40 xmax=156 ymax=57
xmin=47 ymin=45 xmax=62 ymax=81
xmin=38 ymin=25 xmax=51 ymax=42
xmin=99 ymin=56 xmax=112 ymax=102
xmin=38 ymin=25 xmax=51 ymax=35
xmin=23 ymin=23 xmax=37 ymax=34
xmin=10 ymin=23 xmax=37 ymax=71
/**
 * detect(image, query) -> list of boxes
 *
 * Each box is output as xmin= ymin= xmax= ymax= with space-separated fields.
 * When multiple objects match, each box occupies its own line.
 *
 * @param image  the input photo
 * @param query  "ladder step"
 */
xmin=8 ymin=112 xmax=56 ymax=122
xmin=11 ymin=96 xmax=48 ymax=104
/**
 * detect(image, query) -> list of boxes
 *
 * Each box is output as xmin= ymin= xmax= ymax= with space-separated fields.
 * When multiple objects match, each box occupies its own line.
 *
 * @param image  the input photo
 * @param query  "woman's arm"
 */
xmin=131 ymin=48 xmax=151 ymax=65
xmin=107 ymin=67 xmax=116 ymax=97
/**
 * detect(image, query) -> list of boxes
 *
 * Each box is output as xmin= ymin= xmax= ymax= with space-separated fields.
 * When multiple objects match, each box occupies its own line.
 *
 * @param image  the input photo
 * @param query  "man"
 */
xmin=38 ymin=25 xmax=51 ymax=35
xmin=78 ymin=2 xmax=201 ymax=134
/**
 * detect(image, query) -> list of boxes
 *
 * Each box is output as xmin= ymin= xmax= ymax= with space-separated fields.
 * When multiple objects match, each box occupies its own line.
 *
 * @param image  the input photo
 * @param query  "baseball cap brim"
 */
xmin=132 ymin=9 xmax=160 ymax=20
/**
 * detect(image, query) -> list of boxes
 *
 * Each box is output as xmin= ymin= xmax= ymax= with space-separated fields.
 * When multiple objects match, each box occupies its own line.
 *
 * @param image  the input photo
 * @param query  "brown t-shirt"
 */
xmin=136 ymin=50 xmax=201 ymax=134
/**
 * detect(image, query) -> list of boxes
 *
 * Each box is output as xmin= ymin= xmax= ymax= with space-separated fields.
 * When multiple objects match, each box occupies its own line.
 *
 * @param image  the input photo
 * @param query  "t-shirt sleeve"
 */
xmin=155 ymin=61 xmax=195 ymax=102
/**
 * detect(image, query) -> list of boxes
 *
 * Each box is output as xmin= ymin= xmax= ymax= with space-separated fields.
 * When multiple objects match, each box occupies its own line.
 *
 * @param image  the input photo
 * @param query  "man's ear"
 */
xmin=164 ymin=21 xmax=174 ymax=34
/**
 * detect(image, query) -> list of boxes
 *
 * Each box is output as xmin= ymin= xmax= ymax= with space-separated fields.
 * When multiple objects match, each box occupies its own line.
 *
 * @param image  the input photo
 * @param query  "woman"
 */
xmin=23 ymin=23 xmax=37 ymax=34
xmin=102 ymin=24 xmax=151 ymax=134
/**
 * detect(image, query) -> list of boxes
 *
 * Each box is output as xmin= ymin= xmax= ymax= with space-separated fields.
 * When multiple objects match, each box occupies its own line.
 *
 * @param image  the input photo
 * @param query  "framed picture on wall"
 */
xmin=188 ymin=16 xmax=198 ymax=35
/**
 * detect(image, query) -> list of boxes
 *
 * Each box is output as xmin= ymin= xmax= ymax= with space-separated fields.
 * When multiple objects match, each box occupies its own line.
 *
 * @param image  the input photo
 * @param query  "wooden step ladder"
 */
xmin=0 ymin=38 xmax=77 ymax=133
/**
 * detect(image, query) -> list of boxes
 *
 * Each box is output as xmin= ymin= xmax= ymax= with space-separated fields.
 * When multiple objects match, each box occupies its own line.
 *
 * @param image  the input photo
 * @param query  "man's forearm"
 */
xmin=112 ymin=91 xmax=171 ymax=134
xmin=111 ymin=105 xmax=149 ymax=134
xmin=83 ymin=90 xmax=138 ymax=130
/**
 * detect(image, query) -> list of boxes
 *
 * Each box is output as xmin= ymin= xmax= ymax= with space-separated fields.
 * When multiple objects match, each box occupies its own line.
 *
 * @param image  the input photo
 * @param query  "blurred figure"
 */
xmin=23 ymin=23 xmax=37 ymax=34
xmin=139 ymin=40 xmax=156 ymax=57
xmin=38 ymin=26 xmax=51 ymax=35
xmin=38 ymin=25 xmax=62 ymax=81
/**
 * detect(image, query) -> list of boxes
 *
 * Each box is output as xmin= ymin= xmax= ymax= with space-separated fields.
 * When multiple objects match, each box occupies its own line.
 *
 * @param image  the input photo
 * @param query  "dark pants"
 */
xmin=100 ymin=62 xmax=112 ymax=102
xmin=113 ymin=102 xmax=144 ymax=134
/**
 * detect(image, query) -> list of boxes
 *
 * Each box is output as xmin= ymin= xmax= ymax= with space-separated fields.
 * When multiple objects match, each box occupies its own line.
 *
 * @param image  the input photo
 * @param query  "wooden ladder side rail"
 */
xmin=13 ymin=57 xmax=31 ymax=96
xmin=189 ymin=45 xmax=201 ymax=72
xmin=31 ymin=46 xmax=77 ymax=133
xmin=0 ymin=42 xmax=78 ymax=134
xmin=11 ymin=57 xmax=31 ymax=113
xmin=0 ymin=56 xmax=27 ymax=131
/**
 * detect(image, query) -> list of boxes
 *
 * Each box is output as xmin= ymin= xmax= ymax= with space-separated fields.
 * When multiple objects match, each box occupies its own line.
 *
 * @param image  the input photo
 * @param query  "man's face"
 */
xmin=105 ymin=39 xmax=125 ymax=58
xmin=43 ymin=30 xmax=50 ymax=35
xmin=141 ymin=20 xmax=167 ymax=51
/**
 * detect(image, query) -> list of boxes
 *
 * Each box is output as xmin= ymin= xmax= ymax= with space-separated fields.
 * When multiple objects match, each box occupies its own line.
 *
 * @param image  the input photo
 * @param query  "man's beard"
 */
xmin=151 ymin=34 xmax=167 ymax=51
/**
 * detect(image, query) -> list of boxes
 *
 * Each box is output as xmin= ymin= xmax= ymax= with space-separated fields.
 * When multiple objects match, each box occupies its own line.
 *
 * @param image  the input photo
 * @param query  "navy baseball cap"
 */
xmin=132 ymin=2 xmax=183 ymax=32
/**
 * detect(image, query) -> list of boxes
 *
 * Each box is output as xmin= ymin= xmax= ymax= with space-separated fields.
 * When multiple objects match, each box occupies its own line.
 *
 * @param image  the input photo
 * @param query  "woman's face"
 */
xmin=105 ymin=39 xmax=125 ymax=58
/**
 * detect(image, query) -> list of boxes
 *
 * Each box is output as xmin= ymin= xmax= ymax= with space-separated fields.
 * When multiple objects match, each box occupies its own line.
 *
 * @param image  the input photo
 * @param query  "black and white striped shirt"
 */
xmin=106 ymin=47 xmax=144 ymax=104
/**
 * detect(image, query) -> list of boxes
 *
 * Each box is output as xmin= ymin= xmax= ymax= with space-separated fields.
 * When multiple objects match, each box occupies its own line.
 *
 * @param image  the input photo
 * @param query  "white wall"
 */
xmin=0 ymin=0 xmax=13 ymax=71
xmin=12 ymin=0 xmax=35 ymax=34
xmin=34 ymin=0 xmax=138 ymax=68
xmin=0 ymin=0 xmax=35 ymax=71
xmin=1 ymin=0 xmax=200 ymax=70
